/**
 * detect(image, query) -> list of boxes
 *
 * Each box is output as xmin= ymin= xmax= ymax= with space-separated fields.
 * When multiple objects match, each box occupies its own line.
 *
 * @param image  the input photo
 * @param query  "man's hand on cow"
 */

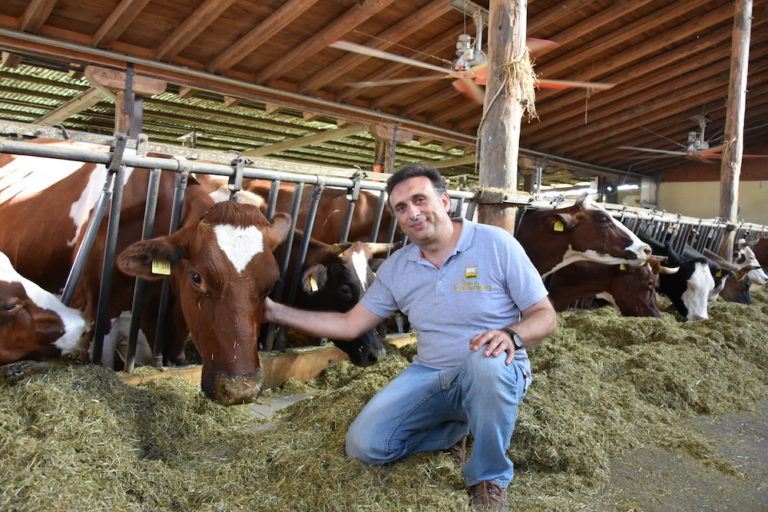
xmin=469 ymin=330 xmax=516 ymax=365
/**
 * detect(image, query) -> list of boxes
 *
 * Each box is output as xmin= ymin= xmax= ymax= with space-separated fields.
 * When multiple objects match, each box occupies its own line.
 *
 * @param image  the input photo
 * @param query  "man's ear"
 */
xmin=441 ymin=192 xmax=451 ymax=212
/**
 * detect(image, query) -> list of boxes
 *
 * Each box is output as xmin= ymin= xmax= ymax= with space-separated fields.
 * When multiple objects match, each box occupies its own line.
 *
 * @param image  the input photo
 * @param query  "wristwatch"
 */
xmin=501 ymin=327 xmax=525 ymax=350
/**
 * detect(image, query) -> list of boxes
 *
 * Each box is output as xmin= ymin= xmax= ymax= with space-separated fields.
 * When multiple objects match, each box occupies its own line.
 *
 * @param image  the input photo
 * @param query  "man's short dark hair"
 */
xmin=385 ymin=163 xmax=448 ymax=198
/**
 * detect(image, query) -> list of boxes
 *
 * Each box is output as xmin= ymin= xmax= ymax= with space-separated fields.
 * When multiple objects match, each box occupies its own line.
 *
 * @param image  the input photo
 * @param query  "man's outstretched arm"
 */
xmin=264 ymin=299 xmax=386 ymax=341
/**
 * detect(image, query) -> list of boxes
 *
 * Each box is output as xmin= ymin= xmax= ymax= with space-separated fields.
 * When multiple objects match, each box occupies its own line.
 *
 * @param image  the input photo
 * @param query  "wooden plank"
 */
xmin=93 ymin=0 xmax=152 ymax=48
xmin=370 ymin=124 xmax=413 ymax=143
xmin=1 ymin=51 xmax=22 ymax=68
xmin=118 ymin=345 xmax=349 ymax=390
xmin=20 ymin=0 xmax=57 ymax=33
xmin=243 ymin=123 xmax=367 ymax=157
xmin=156 ymin=0 xmax=238 ymax=61
xmin=299 ymin=0 xmax=452 ymax=92
xmin=206 ymin=0 xmax=319 ymax=73
xmin=255 ymin=0 xmax=398 ymax=84
xmin=85 ymin=65 xmax=167 ymax=96
xmin=37 ymin=87 xmax=107 ymax=124
xmin=384 ymin=333 xmax=417 ymax=348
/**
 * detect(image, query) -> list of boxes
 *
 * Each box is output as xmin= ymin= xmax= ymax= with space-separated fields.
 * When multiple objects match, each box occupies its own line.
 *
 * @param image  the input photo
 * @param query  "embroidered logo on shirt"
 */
xmin=465 ymin=266 xmax=478 ymax=279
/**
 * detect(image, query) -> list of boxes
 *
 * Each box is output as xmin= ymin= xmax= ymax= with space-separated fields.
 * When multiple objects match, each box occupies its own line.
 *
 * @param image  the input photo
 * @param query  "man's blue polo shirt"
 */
xmin=361 ymin=218 xmax=548 ymax=370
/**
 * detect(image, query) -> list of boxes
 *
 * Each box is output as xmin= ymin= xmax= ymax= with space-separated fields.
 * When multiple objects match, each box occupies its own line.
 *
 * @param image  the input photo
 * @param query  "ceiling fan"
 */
xmin=619 ymin=115 xmax=768 ymax=163
xmin=330 ymin=16 xmax=613 ymax=105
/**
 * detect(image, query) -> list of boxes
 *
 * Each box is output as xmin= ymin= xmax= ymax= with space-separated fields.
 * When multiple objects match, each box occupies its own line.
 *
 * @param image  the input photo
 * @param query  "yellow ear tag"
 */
xmin=553 ymin=220 xmax=564 ymax=232
xmin=309 ymin=275 xmax=319 ymax=292
xmin=715 ymin=270 xmax=722 ymax=278
xmin=620 ymin=264 xmax=627 ymax=271
xmin=151 ymin=259 xmax=171 ymax=276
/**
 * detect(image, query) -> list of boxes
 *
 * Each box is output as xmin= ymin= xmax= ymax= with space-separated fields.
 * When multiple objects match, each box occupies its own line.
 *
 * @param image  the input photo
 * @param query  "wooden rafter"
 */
xmin=36 ymin=87 xmax=108 ymax=124
xmin=255 ymin=0 xmax=398 ymax=84
xmin=243 ymin=123 xmax=368 ymax=157
xmin=299 ymin=0 xmax=452 ymax=93
xmin=156 ymin=0 xmax=238 ymax=61
xmin=93 ymin=0 xmax=152 ymax=48
xmin=20 ymin=0 xmax=57 ymax=33
xmin=206 ymin=0 xmax=316 ymax=73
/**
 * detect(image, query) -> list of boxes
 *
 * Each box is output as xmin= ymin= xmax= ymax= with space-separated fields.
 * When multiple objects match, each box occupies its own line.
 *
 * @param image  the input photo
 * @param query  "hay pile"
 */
xmin=1 ymin=288 xmax=767 ymax=512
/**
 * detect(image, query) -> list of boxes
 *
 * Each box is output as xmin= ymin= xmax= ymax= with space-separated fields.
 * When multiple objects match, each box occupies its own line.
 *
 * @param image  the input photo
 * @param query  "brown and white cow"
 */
xmin=0 ymin=251 xmax=87 ymax=364
xmin=0 ymin=140 xmax=290 ymax=404
xmin=545 ymin=256 xmax=674 ymax=317
xmin=515 ymin=196 xmax=652 ymax=277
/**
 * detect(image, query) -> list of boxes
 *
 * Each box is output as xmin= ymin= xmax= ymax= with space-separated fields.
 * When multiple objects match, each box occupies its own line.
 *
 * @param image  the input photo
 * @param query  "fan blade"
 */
xmin=619 ymin=146 xmax=688 ymax=156
xmin=329 ymin=40 xmax=452 ymax=75
xmin=538 ymin=79 xmax=614 ymax=91
xmin=527 ymin=38 xmax=559 ymax=56
xmin=452 ymin=78 xmax=485 ymax=104
xmin=347 ymin=75 xmax=448 ymax=88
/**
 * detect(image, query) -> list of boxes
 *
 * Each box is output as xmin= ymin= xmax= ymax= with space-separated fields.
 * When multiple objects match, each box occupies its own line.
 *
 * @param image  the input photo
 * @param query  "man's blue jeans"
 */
xmin=345 ymin=348 xmax=529 ymax=488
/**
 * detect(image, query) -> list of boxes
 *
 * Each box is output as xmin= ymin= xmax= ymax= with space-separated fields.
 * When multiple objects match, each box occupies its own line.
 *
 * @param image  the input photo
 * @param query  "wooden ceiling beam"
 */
xmin=156 ymin=0 xmax=237 ymax=61
xmin=535 ymin=0 xmax=685 ymax=76
xmin=300 ymin=0 xmax=452 ymax=93
xmin=535 ymin=2 xmax=736 ymax=104
xmin=529 ymin=39 xmax=768 ymax=148
xmin=206 ymin=0 xmax=314 ymax=73
xmin=553 ymin=68 xmax=768 ymax=160
xmin=20 ymin=0 xmax=57 ymax=33
xmin=527 ymin=0 xmax=602 ymax=35
xmin=36 ymin=87 xmax=108 ymax=124
xmin=243 ymin=123 xmax=367 ymax=157
xmin=522 ymin=21 xmax=740 ymax=137
xmin=401 ymin=88 xmax=459 ymax=116
xmin=524 ymin=23 xmax=768 ymax=142
xmin=255 ymin=0 xmax=398 ymax=84
xmin=93 ymin=0 xmax=152 ymax=48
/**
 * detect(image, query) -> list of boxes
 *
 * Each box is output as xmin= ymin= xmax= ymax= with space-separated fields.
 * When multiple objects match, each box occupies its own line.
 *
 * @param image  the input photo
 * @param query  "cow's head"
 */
xmin=659 ymin=248 xmax=714 ymax=321
xmin=0 ymin=252 xmax=87 ymax=364
xmin=118 ymin=202 xmax=290 ymax=405
xmin=517 ymin=196 xmax=651 ymax=277
xmin=297 ymin=241 xmax=392 ymax=366
xmin=607 ymin=258 xmax=669 ymax=317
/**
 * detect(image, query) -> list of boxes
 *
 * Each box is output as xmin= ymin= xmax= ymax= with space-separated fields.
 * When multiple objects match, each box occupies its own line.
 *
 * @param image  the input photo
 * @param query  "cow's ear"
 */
xmin=301 ymin=264 xmax=327 ymax=294
xmin=117 ymin=235 xmax=185 ymax=280
xmin=265 ymin=212 xmax=291 ymax=251
xmin=550 ymin=213 xmax=573 ymax=232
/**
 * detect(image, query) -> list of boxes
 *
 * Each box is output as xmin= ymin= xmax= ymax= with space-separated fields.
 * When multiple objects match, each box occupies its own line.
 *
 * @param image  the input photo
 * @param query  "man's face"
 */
xmin=389 ymin=176 xmax=450 ymax=243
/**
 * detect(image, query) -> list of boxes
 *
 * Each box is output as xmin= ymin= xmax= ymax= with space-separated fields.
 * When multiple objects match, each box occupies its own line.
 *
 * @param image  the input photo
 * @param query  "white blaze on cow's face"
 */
xmin=584 ymin=198 xmax=650 ymax=263
xmin=0 ymin=252 xmax=86 ymax=354
xmin=350 ymin=247 xmax=370 ymax=292
xmin=213 ymin=224 xmax=265 ymax=273
xmin=682 ymin=261 xmax=715 ymax=321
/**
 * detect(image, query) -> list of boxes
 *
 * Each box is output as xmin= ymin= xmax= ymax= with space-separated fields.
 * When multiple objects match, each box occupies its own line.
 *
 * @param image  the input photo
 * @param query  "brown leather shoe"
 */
xmin=470 ymin=481 xmax=508 ymax=512
xmin=445 ymin=435 xmax=467 ymax=466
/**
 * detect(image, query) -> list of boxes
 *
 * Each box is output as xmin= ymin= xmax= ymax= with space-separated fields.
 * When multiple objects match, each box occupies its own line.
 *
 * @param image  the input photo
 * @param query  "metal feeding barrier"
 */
xmin=1 ymin=132 xmax=766 ymax=369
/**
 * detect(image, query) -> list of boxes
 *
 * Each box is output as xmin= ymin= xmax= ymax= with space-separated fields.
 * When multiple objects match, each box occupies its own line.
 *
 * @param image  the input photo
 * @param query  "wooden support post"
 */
xmin=477 ymin=0 xmax=527 ymax=232
xmin=718 ymin=0 xmax=752 ymax=260
xmin=370 ymin=124 xmax=412 ymax=173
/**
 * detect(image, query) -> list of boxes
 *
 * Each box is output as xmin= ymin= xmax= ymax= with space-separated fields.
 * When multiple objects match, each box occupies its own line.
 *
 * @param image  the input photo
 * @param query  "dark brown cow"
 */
xmin=0 ymin=140 xmax=290 ymax=404
xmin=515 ymin=196 xmax=652 ymax=277
xmin=0 ymin=251 xmax=87 ymax=364
xmin=545 ymin=257 xmax=672 ymax=317
xmin=273 ymin=236 xmax=390 ymax=365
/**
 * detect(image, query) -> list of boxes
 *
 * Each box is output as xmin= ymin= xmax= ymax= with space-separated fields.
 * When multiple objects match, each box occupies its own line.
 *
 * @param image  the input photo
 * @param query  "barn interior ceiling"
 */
xmin=0 ymin=0 xmax=767 ymax=192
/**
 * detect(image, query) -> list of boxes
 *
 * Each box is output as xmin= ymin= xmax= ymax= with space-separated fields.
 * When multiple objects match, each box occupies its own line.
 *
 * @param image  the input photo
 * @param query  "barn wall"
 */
xmin=659 ymin=180 xmax=768 ymax=225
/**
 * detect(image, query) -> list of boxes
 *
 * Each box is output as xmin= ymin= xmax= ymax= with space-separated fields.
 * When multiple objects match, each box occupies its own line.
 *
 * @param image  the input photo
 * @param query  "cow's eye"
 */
xmin=338 ymin=284 xmax=353 ymax=298
xmin=191 ymin=272 xmax=202 ymax=285
xmin=1 ymin=301 xmax=21 ymax=313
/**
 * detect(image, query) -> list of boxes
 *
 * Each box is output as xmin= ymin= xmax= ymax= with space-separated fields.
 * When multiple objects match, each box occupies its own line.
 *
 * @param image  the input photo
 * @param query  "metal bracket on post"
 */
xmin=228 ymin=154 xmax=249 ymax=200
xmin=340 ymin=172 xmax=363 ymax=242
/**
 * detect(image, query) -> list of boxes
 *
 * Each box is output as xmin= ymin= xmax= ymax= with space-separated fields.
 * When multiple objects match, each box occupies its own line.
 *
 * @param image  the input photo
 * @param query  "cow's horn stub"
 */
xmin=329 ymin=242 xmax=353 ymax=256
xmin=366 ymin=242 xmax=397 ymax=255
